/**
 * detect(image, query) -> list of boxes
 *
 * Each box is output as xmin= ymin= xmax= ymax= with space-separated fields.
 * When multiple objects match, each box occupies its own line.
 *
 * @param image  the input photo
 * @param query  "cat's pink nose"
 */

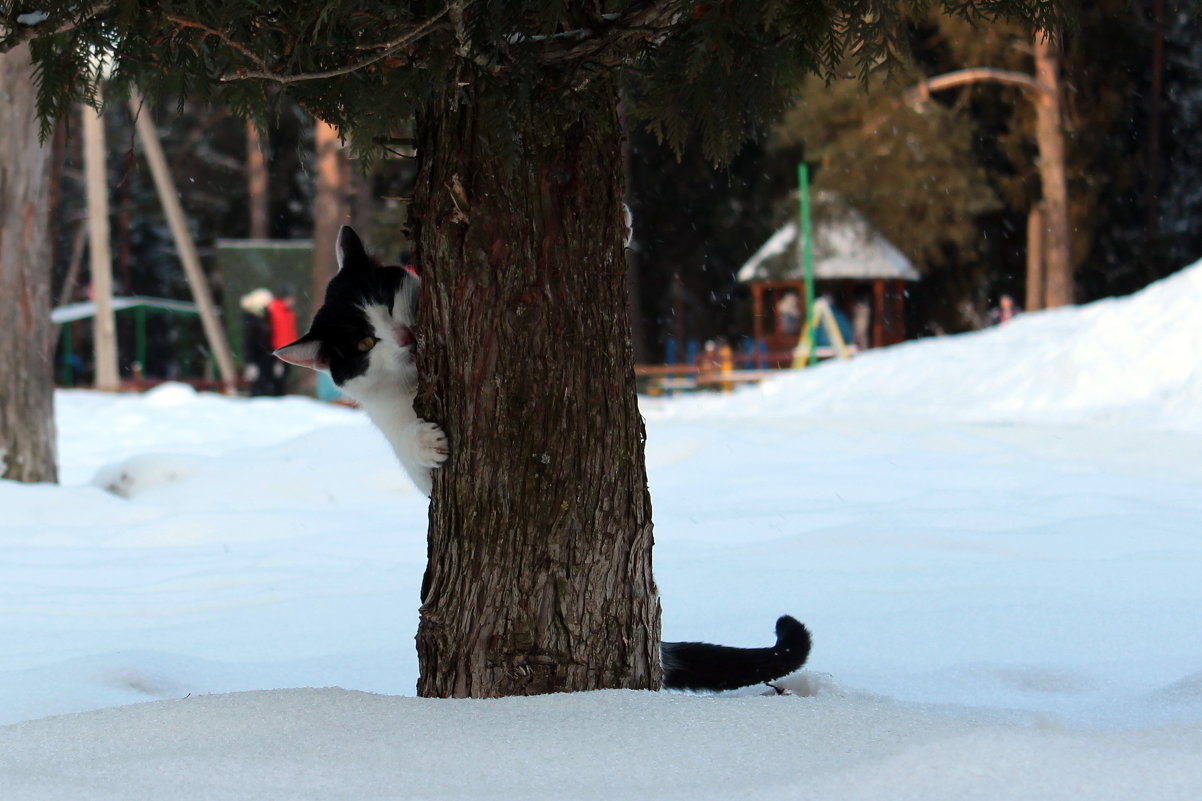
xmin=394 ymin=326 xmax=414 ymax=347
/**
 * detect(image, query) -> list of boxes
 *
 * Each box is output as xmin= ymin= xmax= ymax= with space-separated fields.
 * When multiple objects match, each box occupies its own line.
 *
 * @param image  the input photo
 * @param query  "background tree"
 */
xmin=757 ymin=3 xmax=1200 ymax=335
xmin=45 ymin=92 xmax=318 ymax=385
xmin=773 ymin=56 xmax=1004 ymax=332
xmin=6 ymin=0 xmax=1072 ymax=697
xmin=0 ymin=44 xmax=57 ymax=483
xmin=1068 ymin=1 xmax=1202 ymax=301
xmin=626 ymin=126 xmax=792 ymax=361
xmin=311 ymin=119 xmax=348 ymax=313
xmin=245 ymin=120 xmax=270 ymax=240
xmin=854 ymin=29 xmax=1072 ymax=312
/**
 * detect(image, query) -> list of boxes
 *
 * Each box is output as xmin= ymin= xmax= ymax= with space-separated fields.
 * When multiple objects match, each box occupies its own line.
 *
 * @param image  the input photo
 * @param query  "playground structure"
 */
xmin=638 ymin=190 xmax=919 ymax=394
xmin=51 ymin=296 xmax=211 ymax=388
xmin=634 ymin=301 xmax=854 ymax=395
xmin=75 ymin=92 xmax=238 ymax=393
xmin=737 ymin=193 xmax=919 ymax=365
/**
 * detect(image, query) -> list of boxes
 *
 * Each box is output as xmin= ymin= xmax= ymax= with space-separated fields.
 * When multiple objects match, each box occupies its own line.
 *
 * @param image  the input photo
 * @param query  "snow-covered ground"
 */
xmin=4 ymin=262 xmax=1202 ymax=799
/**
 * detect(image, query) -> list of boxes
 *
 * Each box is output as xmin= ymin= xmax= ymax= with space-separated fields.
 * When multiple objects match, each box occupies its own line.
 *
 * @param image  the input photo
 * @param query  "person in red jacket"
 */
xmin=267 ymin=288 xmax=299 ymax=395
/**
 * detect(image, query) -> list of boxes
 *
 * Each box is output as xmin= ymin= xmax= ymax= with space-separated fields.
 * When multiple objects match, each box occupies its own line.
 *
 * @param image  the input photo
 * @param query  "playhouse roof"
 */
xmin=737 ymin=198 xmax=920 ymax=283
xmin=51 ymin=296 xmax=203 ymax=324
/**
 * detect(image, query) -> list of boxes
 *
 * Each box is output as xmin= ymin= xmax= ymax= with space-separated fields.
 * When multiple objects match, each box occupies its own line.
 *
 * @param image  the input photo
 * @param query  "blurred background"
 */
xmin=40 ymin=3 xmax=1202 ymax=389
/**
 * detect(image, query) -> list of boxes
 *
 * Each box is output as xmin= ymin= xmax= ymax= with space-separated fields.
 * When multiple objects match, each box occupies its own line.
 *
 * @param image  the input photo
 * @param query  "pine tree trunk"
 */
xmin=310 ymin=120 xmax=345 ymax=307
xmin=246 ymin=120 xmax=270 ymax=239
xmin=0 ymin=45 xmax=58 ymax=483
xmin=1033 ymin=32 xmax=1073 ymax=308
xmin=412 ymin=76 xmax=661 ymax=697
xmin=1025 ymin=202 xmax=1045 ymax=312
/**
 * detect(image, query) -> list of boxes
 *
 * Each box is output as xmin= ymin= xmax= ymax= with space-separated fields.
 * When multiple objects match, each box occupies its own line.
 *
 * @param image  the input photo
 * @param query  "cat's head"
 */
xmin=274 ymin=226 xmax=421 ymax=402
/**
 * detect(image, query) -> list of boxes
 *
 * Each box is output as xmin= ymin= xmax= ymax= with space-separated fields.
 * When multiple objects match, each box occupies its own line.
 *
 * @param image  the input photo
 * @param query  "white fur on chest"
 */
xmin=338 ymin=291 xmax=446 ymax=495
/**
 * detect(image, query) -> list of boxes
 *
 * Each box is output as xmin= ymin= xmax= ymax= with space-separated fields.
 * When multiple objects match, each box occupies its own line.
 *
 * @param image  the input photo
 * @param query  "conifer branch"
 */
xmin=165 ymin=9 xmax=450 ymax=85
xmin=444 ymin=0 xmax=501 ymax=76
xmin=528 ymin=0 xmax=682 ymax=66
xmin=0 ymin=4 xmax=110 ymax=54
xmin=163 ymin=14 xmax=270 ymax=73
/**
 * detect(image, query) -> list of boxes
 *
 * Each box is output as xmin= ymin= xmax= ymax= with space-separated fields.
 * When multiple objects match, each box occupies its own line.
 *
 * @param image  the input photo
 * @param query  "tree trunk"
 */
xmin=246 ymin=120 xmax=270 ymax=239
xmin=1143 ymin=0 xmax=1165 ymax=232
xmin=1033 ymin=31 xmax=1073 ymax=308
xmin=311 ymin=120 xmax=345 ymax=308
xmin=906 ymin=51 xmax=1072 ymax=309
xmin=412 ymin=75 xmax=661 ymax=698
xmin=1025 ymin=202 xmax=1045 ymax=312
xmin=0 ymin=45 xmax=58 ymax=483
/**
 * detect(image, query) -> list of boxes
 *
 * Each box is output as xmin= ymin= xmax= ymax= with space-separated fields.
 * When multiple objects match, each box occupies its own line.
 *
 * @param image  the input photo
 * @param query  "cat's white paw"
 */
xmin=415 ymin=420 xmax=449 ymax=468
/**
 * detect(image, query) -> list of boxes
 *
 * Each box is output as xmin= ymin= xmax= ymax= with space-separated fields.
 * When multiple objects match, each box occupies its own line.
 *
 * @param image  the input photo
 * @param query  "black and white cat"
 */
xmin=274 ymin=228 xmax=448 ymax=495
xmin=275 ymin=226 xmax=811 ymax=692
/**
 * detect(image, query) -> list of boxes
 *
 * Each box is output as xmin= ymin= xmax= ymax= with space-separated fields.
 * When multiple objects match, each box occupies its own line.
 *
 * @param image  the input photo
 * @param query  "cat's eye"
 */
xmin=357 ymin=336 xmax=378 ymax=352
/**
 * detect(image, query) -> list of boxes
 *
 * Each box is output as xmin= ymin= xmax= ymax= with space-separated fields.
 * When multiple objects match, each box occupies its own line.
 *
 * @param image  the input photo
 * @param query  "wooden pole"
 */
xmin=872 ymin=279 xmax=885 ymax=348
xmin=82 ymin=96 xmax=120 ymax=391
xmin=49 ymin=223 xmax=87 ymax=346
xmin=892 ymin=280 xmax=906 ymax=345
xmin=751 ymin=284 xmax=764 ymax=345
xmin=129 ymin=94 xmax=239 ymax=394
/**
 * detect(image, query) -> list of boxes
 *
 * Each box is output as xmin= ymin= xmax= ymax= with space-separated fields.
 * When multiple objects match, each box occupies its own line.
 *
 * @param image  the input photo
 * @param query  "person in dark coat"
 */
xmin=240 ymin=288 xmax=276 ymax=396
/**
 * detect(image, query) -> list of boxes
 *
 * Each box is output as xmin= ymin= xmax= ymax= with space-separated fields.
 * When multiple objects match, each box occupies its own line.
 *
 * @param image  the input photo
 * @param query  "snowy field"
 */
xmin=4 ymin=262 xmax=1202 ymax=799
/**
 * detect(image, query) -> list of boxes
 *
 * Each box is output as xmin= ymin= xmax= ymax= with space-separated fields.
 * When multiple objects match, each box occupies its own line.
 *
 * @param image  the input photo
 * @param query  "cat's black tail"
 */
xmin=660 ymin=615 xmax=811 ymax=692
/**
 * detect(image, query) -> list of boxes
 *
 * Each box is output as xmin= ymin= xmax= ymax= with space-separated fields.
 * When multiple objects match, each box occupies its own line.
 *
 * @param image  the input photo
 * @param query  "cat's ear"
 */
xmin=274 ymin=338 xmax=327 ymax=372
xmin=336 ymin=226 xmax=370 ymax=274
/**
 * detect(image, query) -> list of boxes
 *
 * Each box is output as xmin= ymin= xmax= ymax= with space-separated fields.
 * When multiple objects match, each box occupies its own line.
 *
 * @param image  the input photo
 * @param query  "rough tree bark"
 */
xmin=412 ymin=75 xmax=661 ymax=697
xmin=0 ymin=45 xmax=58 ymax=483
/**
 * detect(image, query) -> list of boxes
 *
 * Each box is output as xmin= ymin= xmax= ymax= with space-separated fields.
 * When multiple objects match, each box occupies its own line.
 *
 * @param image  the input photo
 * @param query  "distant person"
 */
xmin=240 ymin=288 xmax=275 ymax=396
xmin=852 ymin=296 xmax=871 ymax=350
xmin=267 ymin=287 xmax=300 ymax=395
xmin=698 ymin=339 xmax=721 ymax=371
xmin=776 ymin=290 xmax=802 ymax=335
xmin=990 ymin=294 xmax=1022 ymax=326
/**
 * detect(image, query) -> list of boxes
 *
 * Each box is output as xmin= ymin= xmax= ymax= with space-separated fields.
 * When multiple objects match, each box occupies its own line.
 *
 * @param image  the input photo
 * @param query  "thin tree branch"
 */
xmin=903 ymin=67 xmax=1048 ymax=105
xmin=839 ymin=66 xmax=1049 ymax=153
xmin=164 ymin=14 xmax=270 ymax=73
xmin=216 ymin=9 xmax=449 ymax=84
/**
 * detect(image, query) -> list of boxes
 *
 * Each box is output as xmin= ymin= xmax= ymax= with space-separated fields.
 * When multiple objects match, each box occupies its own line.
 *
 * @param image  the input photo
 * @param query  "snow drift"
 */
xmin=4 ymin=261 xmax=1202 ymax=799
